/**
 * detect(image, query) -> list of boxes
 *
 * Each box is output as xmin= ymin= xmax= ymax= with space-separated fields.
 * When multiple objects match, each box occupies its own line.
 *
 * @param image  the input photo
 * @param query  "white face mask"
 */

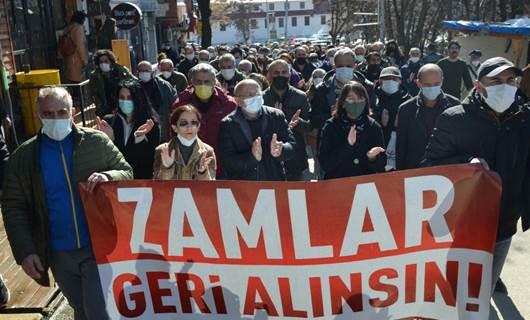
xmin=471 ymin=60 xmax=480 ymax=67
xmin=161 ymin=71 xmax=172 ymax=79
xmin=177 ymin=134 xmax=197 ymax=147
xmin=41 ymin=118 xmax=73 ymax=141
xmin=482 ymin=84 xmax=517 ymax=113
xmin=313 ymin=77 xmax=323 ymax=86
xmin=221 ymin=68 xmax=236 ymax=80
xmin=381 ymin=80 xmax=400 ymax=95
xmin=100 ymin=63 xmax=111 ymax=72
xmin=139 ymin=72 xmax=152 ymax=82
xmin=335 ymin=67 xmax=354 ymax=83
xmin=421 ymin=85 xmax=442 ymax=100
xmin=244 ymin=95 xmax=263 ymax=114
xmin=409 ymin=57 xmax=420 ymax=63
xmin=186 ymin=53 xmax=195 ymax=61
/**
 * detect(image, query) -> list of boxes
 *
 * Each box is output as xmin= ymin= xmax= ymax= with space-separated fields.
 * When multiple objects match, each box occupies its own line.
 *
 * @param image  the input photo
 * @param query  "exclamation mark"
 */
xmin=466 ymin=263 xmax=483 ymax=312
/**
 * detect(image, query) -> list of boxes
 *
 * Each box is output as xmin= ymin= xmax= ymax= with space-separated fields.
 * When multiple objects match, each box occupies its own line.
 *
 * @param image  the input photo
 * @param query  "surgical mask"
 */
xmin=235 ymin=58 xmax=241 ymax=66
xmin=328 ymin=57 xmax=335 ymax=65
xmin=194 ymin=85 xmax=213 ymax=100
xmin=313 ymin=77 xmax=323 ymax=86
xmin=471 ymin=60 xmax=480 ymax=67
xmin=119 ymin=99 xmax=134 ymax=115
xmin=139 ymin=72 xmax=152 ymax=82
xmin=343 ymin=100 xmax=365 ymax=119
xmin=355 ymin=55 xmax=365 ymax=63
xmin=481 ymin=84 xmax=517 ymax=113
xmin=335 ymin=67 xmax=353 ymax=83
xmin=100 ymin=63 xmax=111 ymax=72
xmin=177 ymin=134 xmax=197 ymax=147
xmin=410 ymin=57 xmax=420 ymax=63
xmin=296 ymin=57 xmax=307 ymax=65
xmin=381 ymin=80 xmax=400 ymax=95
xmin=421 ymin=85 xmax=441 ymax=100
xmin=186 ymin=53 xmax=195 ymax=61
xmin=41 ymin=118 xmax=72 ymax=141
xmin=244 ymin=95 xmax=263 ymax=113
xmin=161 ymin=71 xmax=172 ymax=79
xmin=272 ymin=76 xmax=289 ymax=90
xmin=208 ymin=52 xmax=215 ymax=59
xmin=221 ymin=68 xmax=236 ymax=80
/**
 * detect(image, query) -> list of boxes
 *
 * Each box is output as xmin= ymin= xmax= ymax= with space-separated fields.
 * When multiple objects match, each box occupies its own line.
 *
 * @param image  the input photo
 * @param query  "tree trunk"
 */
xmin=198 ymin=0 xmax=212 ymax=48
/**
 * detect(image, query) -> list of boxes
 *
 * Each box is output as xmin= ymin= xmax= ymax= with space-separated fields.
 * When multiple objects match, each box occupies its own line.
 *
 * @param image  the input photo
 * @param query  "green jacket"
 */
xmin=1 ymin=126 xmax=133 ymax=286
xmin=157 ymin=71 xmax=188 ymax=93
xmin=89 ymin=63 xmax=135 ymax=115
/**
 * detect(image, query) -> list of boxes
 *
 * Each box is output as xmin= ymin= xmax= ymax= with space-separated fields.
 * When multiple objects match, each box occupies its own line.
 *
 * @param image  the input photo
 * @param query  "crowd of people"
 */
xmin=0 ymin=29 xmax=529 ymax=319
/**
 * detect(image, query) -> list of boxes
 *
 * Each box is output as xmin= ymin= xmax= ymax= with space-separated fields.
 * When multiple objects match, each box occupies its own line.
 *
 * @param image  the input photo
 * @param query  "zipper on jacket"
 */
xmin=59 ymin=143 xmax=82 ymax=249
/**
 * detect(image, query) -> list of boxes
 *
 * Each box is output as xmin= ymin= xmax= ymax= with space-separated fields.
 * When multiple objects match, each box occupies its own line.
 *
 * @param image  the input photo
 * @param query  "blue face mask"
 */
xmin=119 ymin=99 xmax=134 ymax=115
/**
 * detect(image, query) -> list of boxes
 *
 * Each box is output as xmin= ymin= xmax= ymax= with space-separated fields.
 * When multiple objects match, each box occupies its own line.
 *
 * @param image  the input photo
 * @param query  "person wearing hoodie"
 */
xmin=374 ymin=67 xmax=411 ymax=170
xmin=400 ymin=47 xmax=424 ymax=97
xmin=215 ymin=53 xmax=246 ymax=96
xmin=310 ymin=48 xmax=376 ymax=134
xmin=318 ymin=81 xmax=386 ymax=179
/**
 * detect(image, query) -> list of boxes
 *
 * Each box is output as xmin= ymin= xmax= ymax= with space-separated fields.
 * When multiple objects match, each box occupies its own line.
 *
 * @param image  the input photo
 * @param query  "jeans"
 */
xmin=490 ymin=237 xmax=512 ymax=295
xmin=50 ymin=246 xmax=109 ymax=320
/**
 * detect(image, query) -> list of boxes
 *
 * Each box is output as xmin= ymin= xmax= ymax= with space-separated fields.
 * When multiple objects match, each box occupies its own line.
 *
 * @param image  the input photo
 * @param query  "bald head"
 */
xmin=418 ymin=63 xmax=443 ymax=81
xmin=234 ymin=79 xmax=261 ymax=98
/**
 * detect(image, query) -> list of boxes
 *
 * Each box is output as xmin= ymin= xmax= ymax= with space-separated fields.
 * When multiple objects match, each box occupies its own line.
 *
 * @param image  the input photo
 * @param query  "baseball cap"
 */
xmin=379 ymin=66 xmax=402 ymax=79
xmin=468 ymin=49 xmax=482 ymax=57
xmin=477 ymin=57 xmax=523 ymax=79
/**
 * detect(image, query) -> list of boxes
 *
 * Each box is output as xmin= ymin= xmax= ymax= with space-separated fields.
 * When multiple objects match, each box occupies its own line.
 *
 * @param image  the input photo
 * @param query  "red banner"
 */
xmin=80 ymin=164 xmax=501 ymax=319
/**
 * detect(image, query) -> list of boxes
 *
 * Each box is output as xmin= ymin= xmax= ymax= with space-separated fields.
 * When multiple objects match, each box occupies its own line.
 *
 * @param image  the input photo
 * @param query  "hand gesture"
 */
xmin=252 ymin=137 xmax=262 ymax=161
xmin=274 ymin=102 xmax=283 ymax=110
xmin=160 ymin=143 xmax=176 ymax=168
xmin=381 ymin=109 xmax=390 ymax=127
xmin=22 ymin=254 xmax=44 ymax=280
xmin=135 ymin=119 xmax=155 ymax=137
xmin=367 ymin=147 xmax=386 ymax=160
xmin=347 ymin=125 xmax=357 ymax=146
xmin=270 ymin=133 xmax=283 ymax=158
xmin=297 ymin=79 xmax=305 ymax=89
xmin=289 ymin=109 xmax=301 ymax=129
xmin=87 ymin=172 xmax=109 ymax=192
xmin=198 ymin=152 xmax=214 ymax=173
xmin=96 ymin=116 xmax=114 ymax=140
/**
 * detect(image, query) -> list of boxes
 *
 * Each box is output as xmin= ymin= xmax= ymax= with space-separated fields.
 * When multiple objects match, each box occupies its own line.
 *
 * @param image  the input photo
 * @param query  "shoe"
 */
xmin=494 ymin=278 xmax=508 ymax=294
xmin=0 ymin=274 xmax=9 ymax=307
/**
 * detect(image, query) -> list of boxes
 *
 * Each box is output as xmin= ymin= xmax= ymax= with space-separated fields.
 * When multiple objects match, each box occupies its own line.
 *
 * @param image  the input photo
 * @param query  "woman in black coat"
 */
xmin=96 ymin=80 xmax=160 ymax=179
xmin=318 ymin=81 xmax=386 ymax=179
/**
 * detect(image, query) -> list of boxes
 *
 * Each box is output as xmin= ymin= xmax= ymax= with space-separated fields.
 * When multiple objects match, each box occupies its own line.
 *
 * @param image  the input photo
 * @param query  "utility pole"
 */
xmin=378 ymin=0 xmax=385 ymax=42
xmin=266 ymin=0 xmax=269 ymax=43
xmin=284 ymin=0 xmax=288 ymax=44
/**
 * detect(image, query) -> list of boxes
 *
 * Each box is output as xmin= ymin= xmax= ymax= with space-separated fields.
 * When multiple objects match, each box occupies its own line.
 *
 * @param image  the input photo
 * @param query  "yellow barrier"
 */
xmin=15 ymin=69 xmax=61 ymax=136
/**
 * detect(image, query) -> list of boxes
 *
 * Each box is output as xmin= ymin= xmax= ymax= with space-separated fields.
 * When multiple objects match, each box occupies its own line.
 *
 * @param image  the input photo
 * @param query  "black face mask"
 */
xmin=295 ymin=57 xmax=307 ymax=65
xmin=368 ymin=64 xmax=380 ymax=72
xmin=272 ymin=76 xmax=289 ymax=90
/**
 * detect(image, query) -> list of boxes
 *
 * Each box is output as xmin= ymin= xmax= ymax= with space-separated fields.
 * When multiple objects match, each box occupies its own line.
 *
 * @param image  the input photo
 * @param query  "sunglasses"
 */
xmin=177 ymin=120 xmax=200 ymax=127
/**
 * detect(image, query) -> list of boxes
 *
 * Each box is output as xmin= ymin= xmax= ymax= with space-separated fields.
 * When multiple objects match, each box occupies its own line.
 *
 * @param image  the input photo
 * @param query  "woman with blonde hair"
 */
xmin=153 ymin=104 xmax=216 ymax=180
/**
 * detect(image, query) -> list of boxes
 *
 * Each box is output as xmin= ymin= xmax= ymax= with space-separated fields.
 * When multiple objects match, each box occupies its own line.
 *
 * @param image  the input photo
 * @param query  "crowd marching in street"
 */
xmin=0 ymin=9 xmax=528 ymax=320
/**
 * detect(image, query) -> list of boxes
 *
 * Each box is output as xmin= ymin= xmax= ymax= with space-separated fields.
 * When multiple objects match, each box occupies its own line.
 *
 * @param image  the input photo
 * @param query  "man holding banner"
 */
xmin=423 ymin=57 xmax=530 ymax=295
xmin=2 ymin=87 xmax=133 ymax=319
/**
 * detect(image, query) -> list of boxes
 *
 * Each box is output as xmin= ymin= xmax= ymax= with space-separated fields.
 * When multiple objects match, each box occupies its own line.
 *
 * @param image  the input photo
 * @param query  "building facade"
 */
xmin=211 ymin=0 xmax=331 ymax=44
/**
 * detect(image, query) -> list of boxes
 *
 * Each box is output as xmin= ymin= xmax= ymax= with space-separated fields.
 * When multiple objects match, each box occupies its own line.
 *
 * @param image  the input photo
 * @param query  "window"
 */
xmin=278 ymin=17 xmax=284 ymax=28
xmin=321 ymin=15 xmax=326 ymax=25
xmin=251 ymin=19 xmax=258 ymax=29
xmin=252 ymin=4 xmax=260 ymax=11
xmin=220 ymin=22 xmax=227 ymax=31
xmin=284 ymin=2 xmax=290 ymax=9
xmin=269 ymin=15 xmax=275 ymax=24
xmin=300 ymin=1 xmax=306 ymax=9
xmin=304 ymin=16 xmax=310 ymax=26
xmin=292 ymin=17 xmax=297 ymax=27
xmin=269 ymin=3 xmax=274 ymax=11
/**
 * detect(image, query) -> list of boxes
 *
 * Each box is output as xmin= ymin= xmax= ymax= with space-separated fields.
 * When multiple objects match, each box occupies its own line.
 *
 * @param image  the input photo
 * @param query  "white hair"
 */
xmin=189 ymin=63 xmax=217 ymax=82
xmin=36 ymin=87 xmax=73 ymax=111
xmin=219 ymin=53 xmax=235 ymax=66
xmin=334 ymin=48 xmax=355 ymax=61
xmin=234 ymin=79 xmax=261 ymax=96
xmin=159 ymin=58 xmax=174 ymax=67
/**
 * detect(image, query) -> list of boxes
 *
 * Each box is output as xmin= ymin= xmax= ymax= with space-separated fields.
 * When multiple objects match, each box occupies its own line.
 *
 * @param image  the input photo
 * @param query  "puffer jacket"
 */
xmin=422 ymin=88 xmax=530 ymax=240
xmin=1 ymin=126 xmax=133 ymax=286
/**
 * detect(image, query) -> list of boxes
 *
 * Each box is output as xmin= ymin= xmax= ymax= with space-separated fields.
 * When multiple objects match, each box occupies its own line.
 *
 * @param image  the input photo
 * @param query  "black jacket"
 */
xmin=263 ymin=86 xmax=311 ymax=177
xmin=373 ymin=86 xmax=411 ymax=144
xmin=396 ymin=92 xmax=460 ymax=170
xmin=310 ymin=69 xmax=377 ymax=131
xmin=422 ymin=89 xmax=530 ymax=240
xmin=219 ymin=106 xmax=296 ymax=181
xmin=177 ymin=57 xmax=198 ymax=78
xmin=104 ymin=114 xmax=160 ymax=179
xmin=319 ymin=113 xmax=386 ymax=179
xmin=293 ymin=61 xmax=316 ymax=82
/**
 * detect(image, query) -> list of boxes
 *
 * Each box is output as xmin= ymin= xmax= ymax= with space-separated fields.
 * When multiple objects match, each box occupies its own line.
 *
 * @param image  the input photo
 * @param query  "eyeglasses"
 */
xmin=177 ymin=120 xmax=200 ymax=128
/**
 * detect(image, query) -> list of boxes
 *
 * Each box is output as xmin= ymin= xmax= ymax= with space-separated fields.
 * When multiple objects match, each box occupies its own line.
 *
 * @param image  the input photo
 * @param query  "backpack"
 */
xmin=58 ymin=30 xmax=76 ymax=57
